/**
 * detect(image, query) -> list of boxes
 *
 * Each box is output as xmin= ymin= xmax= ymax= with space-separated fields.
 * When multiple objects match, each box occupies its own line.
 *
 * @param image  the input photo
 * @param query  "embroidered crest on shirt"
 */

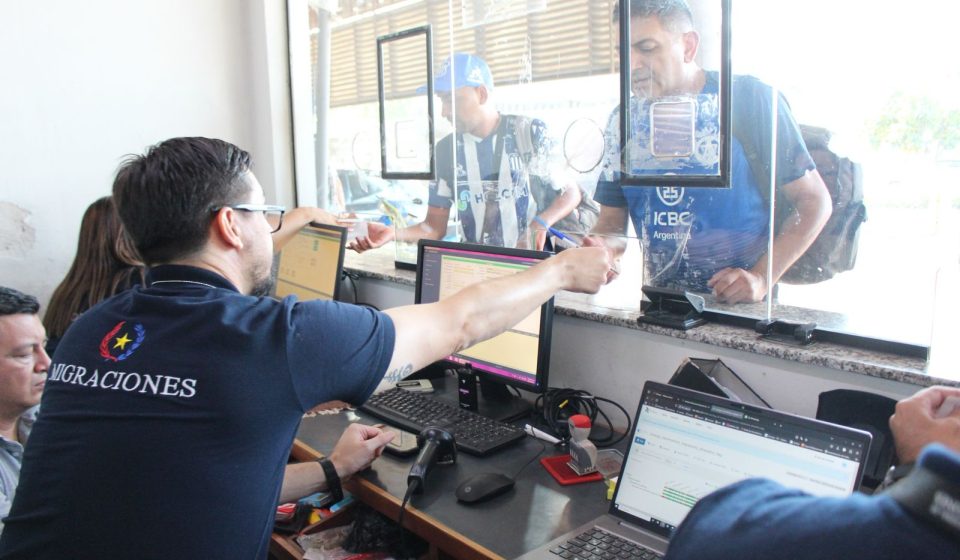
xmin=98 ymin=321 xmax=146 ymax=362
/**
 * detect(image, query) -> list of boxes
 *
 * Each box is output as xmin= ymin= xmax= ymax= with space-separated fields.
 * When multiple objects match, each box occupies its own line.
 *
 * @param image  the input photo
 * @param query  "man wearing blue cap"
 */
xmin=351 ymin=53 xmax=593 ymax=252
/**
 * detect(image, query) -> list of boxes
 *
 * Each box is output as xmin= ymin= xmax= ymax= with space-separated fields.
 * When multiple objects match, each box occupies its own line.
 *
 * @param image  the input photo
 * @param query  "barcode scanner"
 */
xmin=407 ymin=427 xmax=457 ymax=493
xmin=397 ymin=428 xmax=457 ymax=550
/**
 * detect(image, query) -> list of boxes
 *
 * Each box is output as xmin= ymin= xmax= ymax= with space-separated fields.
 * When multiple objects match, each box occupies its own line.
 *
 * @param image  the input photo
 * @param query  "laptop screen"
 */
xmin=610 ymin=382 xmax=871 ymax=539
xmin=273 ymin=222 xmax=347 ymax=301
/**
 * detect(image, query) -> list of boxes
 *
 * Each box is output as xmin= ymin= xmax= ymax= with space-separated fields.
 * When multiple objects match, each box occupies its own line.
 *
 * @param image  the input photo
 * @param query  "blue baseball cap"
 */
xmin=417 ymin=53 xmax=494 ymax=94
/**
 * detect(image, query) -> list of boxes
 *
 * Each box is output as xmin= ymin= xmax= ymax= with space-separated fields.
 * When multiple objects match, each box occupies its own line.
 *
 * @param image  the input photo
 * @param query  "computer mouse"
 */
xmin=455 ymin=472 xmax=515 ymax=504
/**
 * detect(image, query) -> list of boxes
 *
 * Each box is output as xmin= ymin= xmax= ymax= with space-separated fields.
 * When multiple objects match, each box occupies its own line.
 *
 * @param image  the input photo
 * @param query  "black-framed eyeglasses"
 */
xmin=211 ymin=204 xmax=286 ymax=233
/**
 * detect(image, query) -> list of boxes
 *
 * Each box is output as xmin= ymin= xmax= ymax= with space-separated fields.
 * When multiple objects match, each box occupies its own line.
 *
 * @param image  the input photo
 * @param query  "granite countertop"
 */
xmin=343 ymin=247 xmax=958 ymax=388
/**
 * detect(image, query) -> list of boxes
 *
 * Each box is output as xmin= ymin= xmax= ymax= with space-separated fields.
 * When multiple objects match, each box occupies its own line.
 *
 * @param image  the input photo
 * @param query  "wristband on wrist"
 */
xmin=317 ymin=457 xmax=343 ymax=503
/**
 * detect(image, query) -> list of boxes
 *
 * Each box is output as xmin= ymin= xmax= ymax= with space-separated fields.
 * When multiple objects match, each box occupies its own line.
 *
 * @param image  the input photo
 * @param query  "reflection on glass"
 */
xmin=460 ymin=0 xmax=547 ymax=28
xmin=563 ymin=118 xmax=606 ymax=174
xmin=650 ymin=100 xmax=696 ymax=158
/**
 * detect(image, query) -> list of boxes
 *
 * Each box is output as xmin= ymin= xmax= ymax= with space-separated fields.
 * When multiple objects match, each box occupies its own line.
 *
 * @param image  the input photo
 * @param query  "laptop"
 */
xmin=517 ymin=381 xmax=872 ymax=559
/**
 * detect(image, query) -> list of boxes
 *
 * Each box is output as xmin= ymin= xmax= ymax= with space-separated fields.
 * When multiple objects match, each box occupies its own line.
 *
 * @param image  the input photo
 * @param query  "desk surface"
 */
xmin=293 ymin=380 xmax=618 ymax=560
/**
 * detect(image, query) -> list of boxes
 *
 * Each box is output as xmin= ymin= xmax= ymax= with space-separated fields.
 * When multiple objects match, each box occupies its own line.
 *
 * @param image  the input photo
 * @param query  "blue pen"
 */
xmin=533 ymin=216 xmax=579 ymax=249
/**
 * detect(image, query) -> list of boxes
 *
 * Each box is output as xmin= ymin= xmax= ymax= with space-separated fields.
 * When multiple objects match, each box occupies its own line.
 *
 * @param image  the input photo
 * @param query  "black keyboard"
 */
xmin=360 ymin=387 xmax=525 ymax=455
xmin=551 ymin=528 xmax=663 ymax=560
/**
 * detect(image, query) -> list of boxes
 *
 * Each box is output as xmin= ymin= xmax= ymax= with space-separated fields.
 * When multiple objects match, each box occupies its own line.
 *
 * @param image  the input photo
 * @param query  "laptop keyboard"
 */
xmin=549 ymin=527 xmax=663 ymax=560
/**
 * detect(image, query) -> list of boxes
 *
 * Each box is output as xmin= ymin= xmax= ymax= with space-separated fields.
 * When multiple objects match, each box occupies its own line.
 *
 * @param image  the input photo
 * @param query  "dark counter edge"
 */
xmin=342 ymin=252 xmax=957 ymax=389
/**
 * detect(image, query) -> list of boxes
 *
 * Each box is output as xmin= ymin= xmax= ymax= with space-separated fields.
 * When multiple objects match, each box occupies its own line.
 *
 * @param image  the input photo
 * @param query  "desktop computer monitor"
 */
xmin=273 ymin=222 xmax=347 ymax=301
xmin=415 ymin=240 xmax=554 ymax=394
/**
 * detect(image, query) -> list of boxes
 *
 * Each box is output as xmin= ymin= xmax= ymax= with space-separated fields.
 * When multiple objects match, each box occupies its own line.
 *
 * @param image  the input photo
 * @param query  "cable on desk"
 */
xmin=511 ymin=440 xmax=547 ymax=480
xmin=396 ymin=477 xmax=420 ymax=558
xmin=534 ymin=388 xmax=633 ymax=447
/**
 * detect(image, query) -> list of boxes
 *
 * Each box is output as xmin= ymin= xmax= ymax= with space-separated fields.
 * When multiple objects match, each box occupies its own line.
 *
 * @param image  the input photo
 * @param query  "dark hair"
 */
xmin=44 ymin=196 xmax=144 ymax=340
xmin=112 ymin=137 xmax=252 ymax=265
xmin=613 ymin=0 xmax=694 ymax=31
xmin=0 ymin=287 xmax=40 ymax=317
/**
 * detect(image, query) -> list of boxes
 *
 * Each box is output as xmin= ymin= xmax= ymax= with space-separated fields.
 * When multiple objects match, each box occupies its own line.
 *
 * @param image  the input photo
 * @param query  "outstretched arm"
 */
xmin=382 ymin=247 xmax=611 ymax=378
xmin=349 ymin=206 xmax=450 ymax=253
xmin=272 ymin=206 xmax=340 ymax=253
xmin=583 ymin=204 xmax=630 ymax=283
xmin=708 ymin=169 xmax=831 ymax=303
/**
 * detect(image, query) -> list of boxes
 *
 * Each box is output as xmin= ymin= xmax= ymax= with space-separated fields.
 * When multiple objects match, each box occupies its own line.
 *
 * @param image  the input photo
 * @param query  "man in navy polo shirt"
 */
xmin=0 ymin=137 xmax=611 ymax=559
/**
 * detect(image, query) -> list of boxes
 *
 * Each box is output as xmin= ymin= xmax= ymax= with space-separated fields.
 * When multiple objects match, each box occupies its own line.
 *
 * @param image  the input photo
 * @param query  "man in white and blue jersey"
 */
xmin=351 ymin=53 xmax=584 ymax=251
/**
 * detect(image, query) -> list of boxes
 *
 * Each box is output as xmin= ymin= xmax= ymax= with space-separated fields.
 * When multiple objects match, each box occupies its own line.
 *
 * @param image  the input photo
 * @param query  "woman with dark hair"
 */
xmin=43 ymin=196 xmax=143 ymax=355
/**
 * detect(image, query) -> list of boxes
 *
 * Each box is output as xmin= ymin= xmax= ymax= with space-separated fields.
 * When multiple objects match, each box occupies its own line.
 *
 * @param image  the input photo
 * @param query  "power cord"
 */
xmin=396 ymin=477 xmax=420 ymax=560
xmin=397 ymin=477 xmax=419 ymax=537
xmin=534 ymin=388 xmax=632 ymax=447
xmin=342 ymin=271 xmax=360 ymax=304
xmin=511 ymin=440 xmax=547 ymax=480
xmin=342 ymin=271 xmax=381 ymax=310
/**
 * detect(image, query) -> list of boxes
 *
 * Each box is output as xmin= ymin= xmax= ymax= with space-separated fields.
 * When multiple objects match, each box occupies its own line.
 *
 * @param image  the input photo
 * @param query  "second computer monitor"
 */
xmin=415 ymin=240 xmax=554 ymax=393
xmin=274 ymin=222 xmax=347 ymax=301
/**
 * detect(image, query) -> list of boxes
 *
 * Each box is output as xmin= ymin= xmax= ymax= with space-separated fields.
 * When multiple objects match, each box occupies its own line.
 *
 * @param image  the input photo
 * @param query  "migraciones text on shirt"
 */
xmin=47 ymin=363 xmax=197 ymax=398
xmin=98 ymin=321 xmax=145 ymax=362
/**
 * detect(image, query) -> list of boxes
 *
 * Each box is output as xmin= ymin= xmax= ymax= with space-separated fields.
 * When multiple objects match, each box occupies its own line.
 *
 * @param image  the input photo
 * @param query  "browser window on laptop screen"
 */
xmin=613 ymin=383 xmax=869 ymax=535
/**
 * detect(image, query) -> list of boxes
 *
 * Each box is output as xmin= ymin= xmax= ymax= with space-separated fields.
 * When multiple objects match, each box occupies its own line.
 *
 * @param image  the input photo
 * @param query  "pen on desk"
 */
xmin=524 ymin=424 xmax=562 ymax=445
xmin=533 ymin=216 xmax=579 ymax=249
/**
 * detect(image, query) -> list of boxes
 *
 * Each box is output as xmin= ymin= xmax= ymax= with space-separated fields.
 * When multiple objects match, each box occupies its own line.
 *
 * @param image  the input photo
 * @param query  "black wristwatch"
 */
xmin=317 ymin=457 xmax=343 ymax=504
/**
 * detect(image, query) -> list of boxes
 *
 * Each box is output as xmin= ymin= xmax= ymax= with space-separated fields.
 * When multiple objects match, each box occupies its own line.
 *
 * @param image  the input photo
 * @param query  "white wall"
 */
xmin=0 ymin=0 xmax=294 ymax=305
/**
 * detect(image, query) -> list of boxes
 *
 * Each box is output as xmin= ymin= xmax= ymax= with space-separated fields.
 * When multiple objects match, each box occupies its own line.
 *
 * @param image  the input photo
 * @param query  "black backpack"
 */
xmin=747 ymin=124 xmax=867 ymax=284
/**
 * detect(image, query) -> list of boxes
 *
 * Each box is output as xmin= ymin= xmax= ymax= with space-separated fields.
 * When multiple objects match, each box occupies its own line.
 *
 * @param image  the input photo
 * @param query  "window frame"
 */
xmin=617 ymin=0 xmax=733 ymax=188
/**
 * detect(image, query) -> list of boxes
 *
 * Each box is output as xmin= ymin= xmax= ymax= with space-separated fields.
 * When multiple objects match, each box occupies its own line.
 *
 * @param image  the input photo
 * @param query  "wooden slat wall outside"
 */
xmin=313 ymin=0 xmax=617 ymax=108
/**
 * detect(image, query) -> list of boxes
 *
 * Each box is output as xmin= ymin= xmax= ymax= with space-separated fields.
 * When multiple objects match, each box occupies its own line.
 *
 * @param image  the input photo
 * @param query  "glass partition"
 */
xmin=289 ymin=0 xmax=957 ymax=359
xmin=730 ymin=0 xmax=955 ymax=352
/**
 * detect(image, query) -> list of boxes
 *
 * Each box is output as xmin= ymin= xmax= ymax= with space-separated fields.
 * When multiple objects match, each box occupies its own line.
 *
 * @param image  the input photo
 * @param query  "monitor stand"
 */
xmin=478 ymin=377 xmax=532 ymax=423
xmin=409 ymin=362 xmax=532 ymax=423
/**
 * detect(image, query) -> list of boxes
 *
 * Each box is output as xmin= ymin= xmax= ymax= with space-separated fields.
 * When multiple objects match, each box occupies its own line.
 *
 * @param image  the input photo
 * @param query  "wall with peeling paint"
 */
xmin=0 ymin=0 xmax=293 ymax=308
